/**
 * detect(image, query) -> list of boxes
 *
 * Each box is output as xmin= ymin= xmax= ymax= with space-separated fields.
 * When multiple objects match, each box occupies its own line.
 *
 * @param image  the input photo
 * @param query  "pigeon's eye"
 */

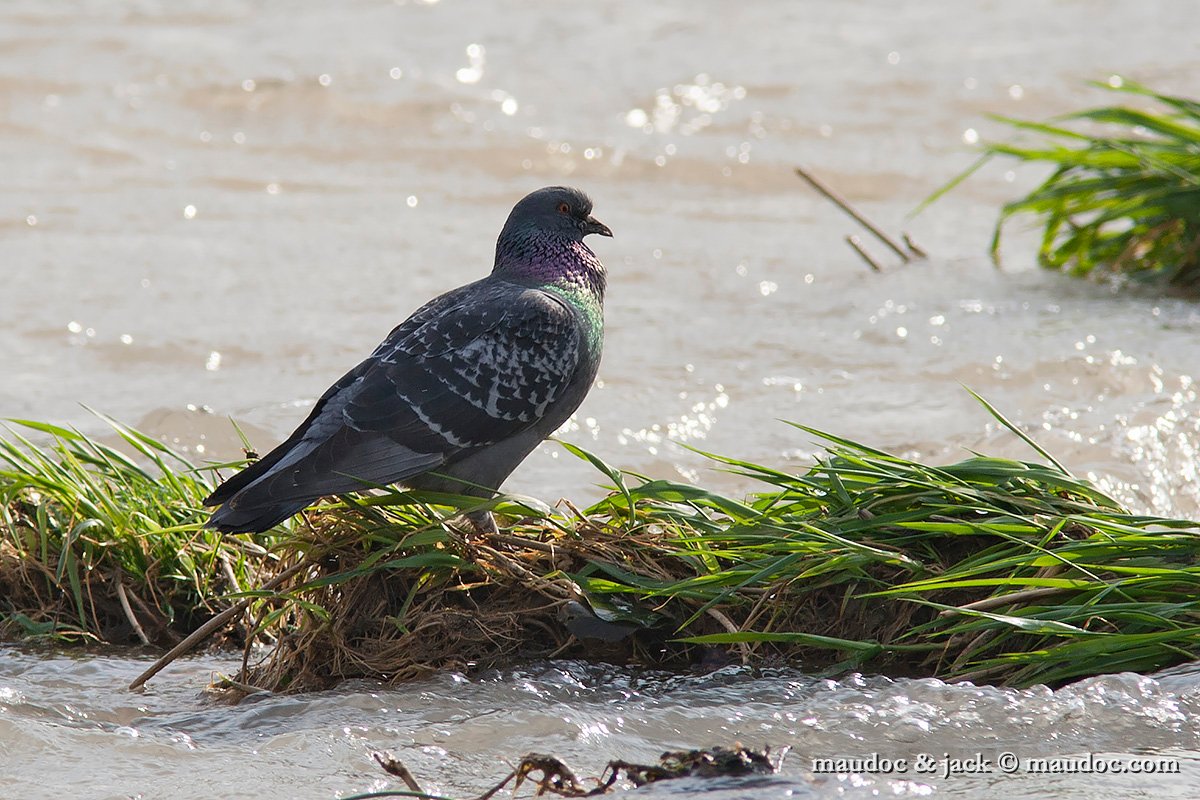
xmin=557 ymin=202 xmax=571 ymax=215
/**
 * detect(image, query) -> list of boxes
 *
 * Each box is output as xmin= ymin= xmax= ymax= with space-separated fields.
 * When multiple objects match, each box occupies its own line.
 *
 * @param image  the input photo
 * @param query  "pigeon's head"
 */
xmin=500 ymin=186 xmax=613 ymax=243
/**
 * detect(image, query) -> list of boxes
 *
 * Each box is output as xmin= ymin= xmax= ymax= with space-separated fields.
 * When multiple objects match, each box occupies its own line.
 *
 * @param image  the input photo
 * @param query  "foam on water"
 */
xmin=1 ymin=651 xmax=1199 ymax=798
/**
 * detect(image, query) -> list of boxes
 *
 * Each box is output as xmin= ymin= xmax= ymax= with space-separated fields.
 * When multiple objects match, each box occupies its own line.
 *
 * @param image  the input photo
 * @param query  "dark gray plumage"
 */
xmin=204 ymin=186 xmax=612 ymax=533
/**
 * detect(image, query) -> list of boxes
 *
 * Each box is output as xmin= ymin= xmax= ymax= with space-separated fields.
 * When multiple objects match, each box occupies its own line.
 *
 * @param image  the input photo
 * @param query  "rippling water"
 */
xmin=2 ymin=650 xmax=1199 ymax=798
xmin=4 ymin=0 xmax=1200 ymax=796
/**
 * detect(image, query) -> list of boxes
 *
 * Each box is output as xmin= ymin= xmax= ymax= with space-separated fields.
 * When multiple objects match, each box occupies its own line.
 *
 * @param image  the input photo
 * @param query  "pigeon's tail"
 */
xmin=203 ymin=451 xmax=334 ymax=533
xmin=206 ymin=495 xmax=310 ymax=534
xmin=202 ymin=436 xmax=312 ymax=533
xmin=202 ymin=429 xmax=448 ymax=534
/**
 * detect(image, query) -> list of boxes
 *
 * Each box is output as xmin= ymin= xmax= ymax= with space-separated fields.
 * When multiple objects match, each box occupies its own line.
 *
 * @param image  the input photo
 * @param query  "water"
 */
xmin=3 ymin=0 xmax=1200 ymax=796
xmin=2 ymin=650 xmax=1199 ymax=798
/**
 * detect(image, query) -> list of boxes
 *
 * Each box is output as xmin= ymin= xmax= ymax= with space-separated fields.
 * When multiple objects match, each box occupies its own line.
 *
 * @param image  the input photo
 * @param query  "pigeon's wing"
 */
xmin=350 ymin=284 xmax=584 ymax=447
xmin=202 ymin=355 xmax=377 ymax=507
xmin=203 ymin=281 xmax=484 ymax=507
xmin=205 ymin=282 xmax=582 ymax=509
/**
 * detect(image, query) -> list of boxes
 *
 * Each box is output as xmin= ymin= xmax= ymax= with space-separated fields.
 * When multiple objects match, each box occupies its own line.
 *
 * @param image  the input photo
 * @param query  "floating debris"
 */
xmin=369 ymin=743 xmax=784 ymax=798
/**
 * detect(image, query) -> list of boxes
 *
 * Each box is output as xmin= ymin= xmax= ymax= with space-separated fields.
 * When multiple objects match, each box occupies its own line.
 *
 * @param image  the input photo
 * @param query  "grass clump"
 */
xmin=0 ymin=417 xmax=276 ymax=644
xmin=3 ymin=402 xmax=1200 ymax=690
xmin=934 ymin=79 xmax=1200 ymax=289
xmin=232 ymin=401 xmax=1200 ymax=691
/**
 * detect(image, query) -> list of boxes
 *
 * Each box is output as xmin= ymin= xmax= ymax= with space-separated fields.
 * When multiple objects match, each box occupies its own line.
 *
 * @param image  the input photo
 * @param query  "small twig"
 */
xmin=706 ymin=608 xmax=751 ymax=663
xmin=902 ymin=233 xmax=927 ymax=258
xmin=123 ymin=586 xmax=178 ymax=644
xmin=373 ymin=753 xmax=426 ymax=794
xmin=772 ymin=745 xmax=792 ymax=773
xmin=212 ymin=673 xmax=272 ymax=698
xmin=505 ymin=754 xmax=591 ymax=799
xmin=220 ymin=553 xmax=242 ymax=594
xmin=115 ymin=579 xmax=150 ymax=646
xmin=740 ymin=580 xmax=786 ymax=631
xmin=949 ymin=628 xmax=999 ymax=671
xmin=796 ymin=166 xmax=910 ymax=261
xmin=705 ymin=607 xmax=740 ymax=634
xmin=218 ymin=535 xmax=270 ymax=557
xmin=546 ymin=639 xmax=577 ymax=659
xmin=488 ymin=532 xmax=559 ymax=554
xmin=560 ymin=498 xmax=589 ymax=522
xmin=128 ymin=559 xmax=310 ymax=691
xmin=472 ymin=768 xmax=519 ymax=800
xmin=472 ymin=544 xmax=575 ymax=600
xmin=845 ymin=235 xmax=884 ymax=272
xmin=938 ymin=586 xmax=1073 ymax=617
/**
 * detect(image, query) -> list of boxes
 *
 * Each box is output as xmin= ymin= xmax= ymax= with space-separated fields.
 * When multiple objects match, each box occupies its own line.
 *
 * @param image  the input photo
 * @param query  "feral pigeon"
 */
xmin=204 ymin=186 xmax=611 ymax=533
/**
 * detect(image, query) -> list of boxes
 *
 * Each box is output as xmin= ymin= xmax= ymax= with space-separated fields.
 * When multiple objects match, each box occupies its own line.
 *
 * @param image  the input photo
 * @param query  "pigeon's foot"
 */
xmin=465 ymin=509 xmax=499 ymax=537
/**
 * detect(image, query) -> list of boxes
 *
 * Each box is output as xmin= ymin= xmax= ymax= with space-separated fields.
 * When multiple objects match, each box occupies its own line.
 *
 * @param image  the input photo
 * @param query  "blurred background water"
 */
xmin=2 ymin=1 xmax=1200 ymax=797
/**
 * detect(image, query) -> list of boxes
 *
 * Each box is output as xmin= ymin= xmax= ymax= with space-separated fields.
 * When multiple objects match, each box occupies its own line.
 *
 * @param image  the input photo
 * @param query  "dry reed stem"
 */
xmin=129 ymin=559 xmax=310 ymax=690
xmin=795 ymin=165 xmax=912 ymax=261
xmin=114 ymin=578 xmax=149 ymax=646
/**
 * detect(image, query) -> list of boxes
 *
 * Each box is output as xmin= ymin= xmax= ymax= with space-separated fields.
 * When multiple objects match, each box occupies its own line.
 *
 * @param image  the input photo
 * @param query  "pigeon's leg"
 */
xmin=465 ymin=509 xmax=499 ymax=536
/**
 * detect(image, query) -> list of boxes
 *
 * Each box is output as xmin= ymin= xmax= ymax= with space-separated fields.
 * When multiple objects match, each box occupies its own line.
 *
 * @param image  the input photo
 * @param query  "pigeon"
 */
xmin=204 ymin=186 xmax=612 ymax=534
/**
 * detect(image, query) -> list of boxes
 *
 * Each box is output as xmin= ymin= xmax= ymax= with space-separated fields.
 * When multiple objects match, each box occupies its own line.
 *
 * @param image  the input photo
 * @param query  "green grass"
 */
xmin=4 ymin=402 xmax=1200 ymax=689
xmin=542 ymin=417 xmax=1200 ymax=687
xmin=930 ymin=79 xmax=1200 ymax=289
xmin=0 ymin=415 xmax=277 ymax=642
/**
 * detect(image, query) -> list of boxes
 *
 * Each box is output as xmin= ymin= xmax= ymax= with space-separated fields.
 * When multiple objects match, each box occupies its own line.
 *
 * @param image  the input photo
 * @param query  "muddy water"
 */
xmin=4 ymin=0 xmax=1200 ymax=797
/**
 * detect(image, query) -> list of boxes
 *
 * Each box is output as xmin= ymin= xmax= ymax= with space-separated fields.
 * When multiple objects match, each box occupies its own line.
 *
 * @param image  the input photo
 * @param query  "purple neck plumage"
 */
xmin=492 ymin=229 xmax=607 ymax=302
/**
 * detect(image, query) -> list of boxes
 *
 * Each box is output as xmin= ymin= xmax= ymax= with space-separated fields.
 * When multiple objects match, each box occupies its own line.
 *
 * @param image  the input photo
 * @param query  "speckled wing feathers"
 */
xmin=350 ymin=283 xmax=581 ymax=445
xmin=203 ymin=280 xmax=583 ymax=514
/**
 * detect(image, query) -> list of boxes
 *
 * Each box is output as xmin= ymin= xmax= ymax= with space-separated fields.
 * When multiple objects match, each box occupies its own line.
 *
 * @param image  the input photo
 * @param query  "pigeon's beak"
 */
xmin=584 ymin=215 xmax=613 ymax=238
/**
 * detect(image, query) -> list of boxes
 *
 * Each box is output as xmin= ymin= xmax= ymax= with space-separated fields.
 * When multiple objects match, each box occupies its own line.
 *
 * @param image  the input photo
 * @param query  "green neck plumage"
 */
xmin=544 ymin=280 xmax=604 ymax=352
